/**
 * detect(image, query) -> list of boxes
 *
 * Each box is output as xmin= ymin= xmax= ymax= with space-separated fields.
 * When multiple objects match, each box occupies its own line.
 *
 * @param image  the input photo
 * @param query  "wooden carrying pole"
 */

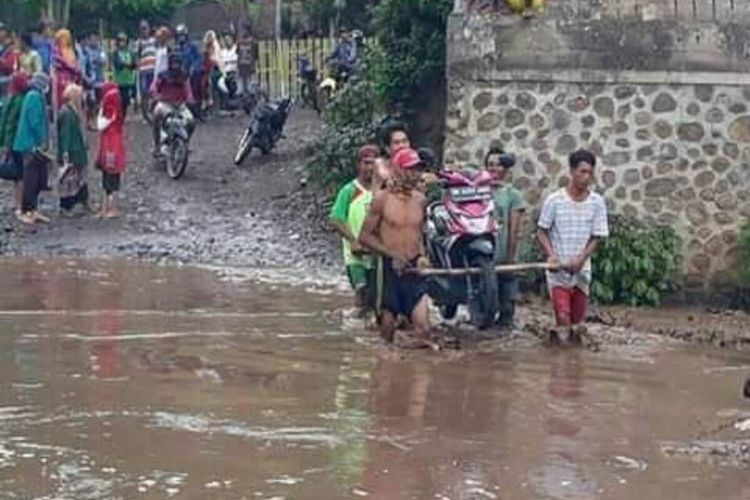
xmin=408 ymin=262 xmax=557 ymax=277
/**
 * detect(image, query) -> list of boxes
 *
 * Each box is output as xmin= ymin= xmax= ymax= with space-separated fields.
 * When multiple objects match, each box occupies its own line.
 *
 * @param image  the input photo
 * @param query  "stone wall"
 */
xmin=445 ymin=79 xmax=750 ymax=286
xmin=445 ymin=0 xmax=750 ymax=288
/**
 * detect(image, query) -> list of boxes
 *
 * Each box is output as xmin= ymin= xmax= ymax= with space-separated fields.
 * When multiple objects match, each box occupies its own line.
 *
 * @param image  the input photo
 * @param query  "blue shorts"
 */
xmin=139 ymin=71 xmax=154 ymax=95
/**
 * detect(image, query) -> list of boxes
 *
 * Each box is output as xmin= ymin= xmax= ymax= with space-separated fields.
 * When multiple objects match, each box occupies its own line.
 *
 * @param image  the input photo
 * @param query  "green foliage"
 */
xmin=591 ymin=215 xmax=681 ymax=306
xmin=306 ymin=46 xmax=385 ymax=191
xmin=306 ymin=0 xmax=453 ymax=191
xmin=19 ymin=0 xmax=183 ymax=35
xmin=738 ymin=219 xmax=750 ymax=286
xmin=306 ymin=121 xmax=380 ymax=192
xmin=303 ymin=0 xmax=378 ymax=33
xmin=371 ymin=0 xmax=453 ymax=105
xmin=68 ymin=0 xmax=183 ymax=36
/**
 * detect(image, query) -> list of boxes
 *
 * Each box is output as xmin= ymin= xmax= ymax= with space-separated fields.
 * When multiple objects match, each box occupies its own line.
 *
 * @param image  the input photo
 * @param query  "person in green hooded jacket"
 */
xmin=0 ymin=71 xmax=29 ymax=217
xmin=57 ymin=83 xmax=90 ymax=214
xmin=14 ymin=71 xmax=50 ymax=225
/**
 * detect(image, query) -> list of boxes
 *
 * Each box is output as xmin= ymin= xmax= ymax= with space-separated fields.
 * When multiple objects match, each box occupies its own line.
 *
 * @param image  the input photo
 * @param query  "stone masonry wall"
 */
xmin=444 ymin=80 xmax=750 ymax=287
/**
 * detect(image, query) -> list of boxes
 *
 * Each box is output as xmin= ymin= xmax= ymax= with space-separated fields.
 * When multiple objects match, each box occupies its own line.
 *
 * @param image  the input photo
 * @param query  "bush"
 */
xmin=306 ymin=51 xmax=384 ymax=191
xmin=305 ymin=0 xmax=453 ymax=191
xmin=738 ymin=219 xmax=750 ymax=286
xmin=306 ymin=121 xmax=380 ymax=192
xmin=591 ymin=215 xmax=681 ymax=306
xmin=371 ymin=0 xmax=453 ymax=106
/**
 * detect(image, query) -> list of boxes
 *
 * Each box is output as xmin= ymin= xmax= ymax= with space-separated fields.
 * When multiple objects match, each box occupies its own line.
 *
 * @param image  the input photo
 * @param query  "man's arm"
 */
xmin=537 ymin=194 xmax=558 ymax=265
xmin=567 ymin=237 xmax=601 ymax=274
xmin=507 ymin=208 xmax=524 ymax=263
xmin=569 ymin=197 xmax=609 ymax=273
xmin=359 ymin=192 xmax=402 ymax=263
xmin=537 ymin=228 xmax=556 ymax=260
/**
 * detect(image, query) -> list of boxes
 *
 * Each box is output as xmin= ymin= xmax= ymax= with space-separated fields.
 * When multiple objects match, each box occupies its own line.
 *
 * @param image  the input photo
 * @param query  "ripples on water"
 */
xmin=0 ymin=259 xmax=747 ymax=499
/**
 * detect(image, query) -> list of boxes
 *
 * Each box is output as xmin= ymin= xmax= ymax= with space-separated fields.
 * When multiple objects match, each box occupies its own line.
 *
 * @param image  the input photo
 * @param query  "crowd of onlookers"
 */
xmin=0 ymin=17 xmax=261 ymax=225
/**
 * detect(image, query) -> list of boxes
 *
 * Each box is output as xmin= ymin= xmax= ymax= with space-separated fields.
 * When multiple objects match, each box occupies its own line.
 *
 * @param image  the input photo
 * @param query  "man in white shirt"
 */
xmin=221 ymin=32 xmax=238 ymax=74
xmin=538 ymin=149 xmax=609 ymax=344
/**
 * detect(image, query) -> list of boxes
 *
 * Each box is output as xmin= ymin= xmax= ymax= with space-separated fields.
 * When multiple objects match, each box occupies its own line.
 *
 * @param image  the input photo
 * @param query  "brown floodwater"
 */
xmin=0 ymin=258 xmax=747 ymax=499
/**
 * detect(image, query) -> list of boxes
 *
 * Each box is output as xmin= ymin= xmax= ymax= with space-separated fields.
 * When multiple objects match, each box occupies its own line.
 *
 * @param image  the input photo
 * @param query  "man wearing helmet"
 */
xmin=150 ymin=50 xmax=195 ymax=151
xmin=174 ymin=24 xmax=202 ymax=108
xmin=327 ymin=29 xmax=358 ymax=80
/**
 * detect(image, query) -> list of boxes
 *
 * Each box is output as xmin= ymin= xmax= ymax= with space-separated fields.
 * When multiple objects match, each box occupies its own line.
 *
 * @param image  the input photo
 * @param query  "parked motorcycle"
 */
xmin=234 ymin=96 xmax=295 ymax=166
xmin=424 ymin=165 xmax=506 ymax=329
xmin=157 ymin=105 xmax=193 ymax=179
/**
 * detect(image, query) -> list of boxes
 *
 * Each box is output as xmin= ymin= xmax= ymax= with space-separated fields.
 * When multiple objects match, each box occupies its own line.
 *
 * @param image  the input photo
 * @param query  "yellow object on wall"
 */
xmin=506 ymin=0 xmax=546 ymax=13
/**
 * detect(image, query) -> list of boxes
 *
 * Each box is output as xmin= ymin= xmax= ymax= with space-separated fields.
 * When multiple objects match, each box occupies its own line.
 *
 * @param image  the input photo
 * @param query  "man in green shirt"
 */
xmin=330 ymin=145 xmax=378 ymax=309
xmin=485 ymin=147 xmax=525 ymax=327
xmin=112 ymin=33 xmax=137 ymax=116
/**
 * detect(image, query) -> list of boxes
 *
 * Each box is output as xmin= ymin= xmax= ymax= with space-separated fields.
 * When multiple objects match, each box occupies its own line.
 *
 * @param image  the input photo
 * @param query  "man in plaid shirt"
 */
xmin=538 ymin=149 xmax=609 ymax=343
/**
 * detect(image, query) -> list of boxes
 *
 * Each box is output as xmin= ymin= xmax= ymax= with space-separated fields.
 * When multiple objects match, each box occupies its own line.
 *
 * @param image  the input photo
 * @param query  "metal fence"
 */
xmin=256 ymin=37 xmax=337 ymax=99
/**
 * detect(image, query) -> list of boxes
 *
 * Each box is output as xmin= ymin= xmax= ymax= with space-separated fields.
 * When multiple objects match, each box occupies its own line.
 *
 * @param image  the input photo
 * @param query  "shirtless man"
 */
xmin=360 ymin=148 xmax=432 ymax=345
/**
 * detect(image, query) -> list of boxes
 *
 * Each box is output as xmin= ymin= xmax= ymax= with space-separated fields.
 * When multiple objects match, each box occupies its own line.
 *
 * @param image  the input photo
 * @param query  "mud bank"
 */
xmin=0 ymin=110 xmax=339 ymax=271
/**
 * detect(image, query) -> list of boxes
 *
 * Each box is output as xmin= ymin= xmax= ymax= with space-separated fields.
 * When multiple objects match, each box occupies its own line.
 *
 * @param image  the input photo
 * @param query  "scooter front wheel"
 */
xmin=468 ymin=257 xmax=499 ymax=330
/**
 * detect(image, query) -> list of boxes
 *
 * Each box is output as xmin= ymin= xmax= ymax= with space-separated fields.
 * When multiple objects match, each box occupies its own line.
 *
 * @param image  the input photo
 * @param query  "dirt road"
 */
xmin=0 ymin=109 xmax=338 ymax=271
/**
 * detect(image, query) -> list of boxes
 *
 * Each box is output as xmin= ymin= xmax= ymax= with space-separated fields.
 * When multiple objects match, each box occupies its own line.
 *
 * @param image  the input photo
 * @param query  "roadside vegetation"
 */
xmin=591 ymin=215 xmax=681 ymax=307
xmin=306 ymin=0 xmax=453 ymax=191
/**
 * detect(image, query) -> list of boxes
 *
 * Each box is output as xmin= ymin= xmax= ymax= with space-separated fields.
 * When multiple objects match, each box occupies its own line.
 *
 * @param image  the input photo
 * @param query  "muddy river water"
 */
xmin=0 ymin=259 xmax=747 ymax=499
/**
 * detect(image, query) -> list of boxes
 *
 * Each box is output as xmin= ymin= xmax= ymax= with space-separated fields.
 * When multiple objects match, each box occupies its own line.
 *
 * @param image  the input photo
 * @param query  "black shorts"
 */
xmin=377 ymin=257 xmax=427 ymax=318
xmin=101 ymin=171 xmax=121 ymax=194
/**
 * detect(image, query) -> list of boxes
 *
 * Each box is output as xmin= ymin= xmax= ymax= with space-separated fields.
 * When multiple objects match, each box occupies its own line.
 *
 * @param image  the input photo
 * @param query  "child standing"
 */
xmin=57 ymin=83 xmax=90 ymax=214
xmin=95 ymin=82 xmax=125 ymax=218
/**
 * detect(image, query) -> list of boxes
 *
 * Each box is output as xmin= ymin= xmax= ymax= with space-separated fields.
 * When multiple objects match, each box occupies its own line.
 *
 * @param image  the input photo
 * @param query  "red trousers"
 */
xmin=551 ymin=286 xmax=588 ymax=326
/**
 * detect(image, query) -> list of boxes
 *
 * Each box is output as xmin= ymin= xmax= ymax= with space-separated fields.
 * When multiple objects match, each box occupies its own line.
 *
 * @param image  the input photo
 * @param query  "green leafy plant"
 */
xmin=591 ymin=215 xmax=681 ymax=306
xmin=305 ymin=0 xmax=453 ymax=191
xmin=371 ymin=0 xmax=453 ymax=106
xmin=739 ymin=219 xmax=750 ymax=286
xmin=306 ymin=121 xmax=380 ymax=192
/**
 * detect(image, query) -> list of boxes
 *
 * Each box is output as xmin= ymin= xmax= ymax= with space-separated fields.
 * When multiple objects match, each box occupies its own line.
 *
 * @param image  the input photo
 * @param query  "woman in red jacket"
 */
xmin=95 ymin=82 xmax=125 ymax=218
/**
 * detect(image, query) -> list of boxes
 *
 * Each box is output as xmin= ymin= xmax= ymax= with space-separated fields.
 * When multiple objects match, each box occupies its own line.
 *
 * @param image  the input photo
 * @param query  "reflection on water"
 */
xmin=0 ymin=259 xmax=747 ymax=499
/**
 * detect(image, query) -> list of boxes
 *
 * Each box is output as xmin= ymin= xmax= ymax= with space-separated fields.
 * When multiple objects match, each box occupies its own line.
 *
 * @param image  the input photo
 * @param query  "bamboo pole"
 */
xmin=407 ymin=262 xmax=558 ymax=277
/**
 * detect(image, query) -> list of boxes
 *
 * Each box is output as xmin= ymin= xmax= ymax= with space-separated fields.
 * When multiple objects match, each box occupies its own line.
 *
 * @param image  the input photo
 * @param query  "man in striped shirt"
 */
xmin=538 ymin=149 xmax=609 ymax=344
xmin=135 ymin=20 xmax=156 ymax=104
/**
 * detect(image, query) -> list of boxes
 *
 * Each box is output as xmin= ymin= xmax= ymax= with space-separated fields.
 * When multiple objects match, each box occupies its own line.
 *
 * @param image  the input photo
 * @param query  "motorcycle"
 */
xmin=234 ymin=96 xmax=294 ymax=166
xmin=157 ymin=105 xmax=193 ymax=179
xmin=424 ymin=165 xmax=507 ymax=329
xmin=317 ymin=59 xmax=353 ymax=111
xmin=297 ymin=56 xmax=319 ymax=111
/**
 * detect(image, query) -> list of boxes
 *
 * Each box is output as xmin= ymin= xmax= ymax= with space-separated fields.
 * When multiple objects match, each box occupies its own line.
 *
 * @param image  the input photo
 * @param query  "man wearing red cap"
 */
xmin=360 ymin=147 xmax=433 ymax=347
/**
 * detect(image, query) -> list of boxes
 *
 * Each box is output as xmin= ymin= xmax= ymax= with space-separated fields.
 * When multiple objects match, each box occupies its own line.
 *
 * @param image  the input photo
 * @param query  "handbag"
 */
xmin=0 ymin=151 xmax=19 ymax=181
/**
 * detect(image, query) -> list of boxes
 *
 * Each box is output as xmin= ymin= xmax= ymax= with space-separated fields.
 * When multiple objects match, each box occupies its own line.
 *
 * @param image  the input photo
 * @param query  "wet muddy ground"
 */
xmin=0 ymin=259 xmax=747 ymax=499
xmin=0 ymin=110 xmax=338 ymax=271
xmin=0 ymin=110 xmax=747 ymax=498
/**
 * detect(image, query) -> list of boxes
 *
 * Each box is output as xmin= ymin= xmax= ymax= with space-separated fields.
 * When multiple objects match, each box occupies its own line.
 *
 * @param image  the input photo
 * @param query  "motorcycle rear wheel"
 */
xmin=468 ymin=257 xmax=499 ymax=330
xmin=440 ymin=304 xmax=458 ymax=320
xmin=235 ymin=130 xmax=252 ymax=166
xmin=166 ymin=138 xmax=189 ymax=180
